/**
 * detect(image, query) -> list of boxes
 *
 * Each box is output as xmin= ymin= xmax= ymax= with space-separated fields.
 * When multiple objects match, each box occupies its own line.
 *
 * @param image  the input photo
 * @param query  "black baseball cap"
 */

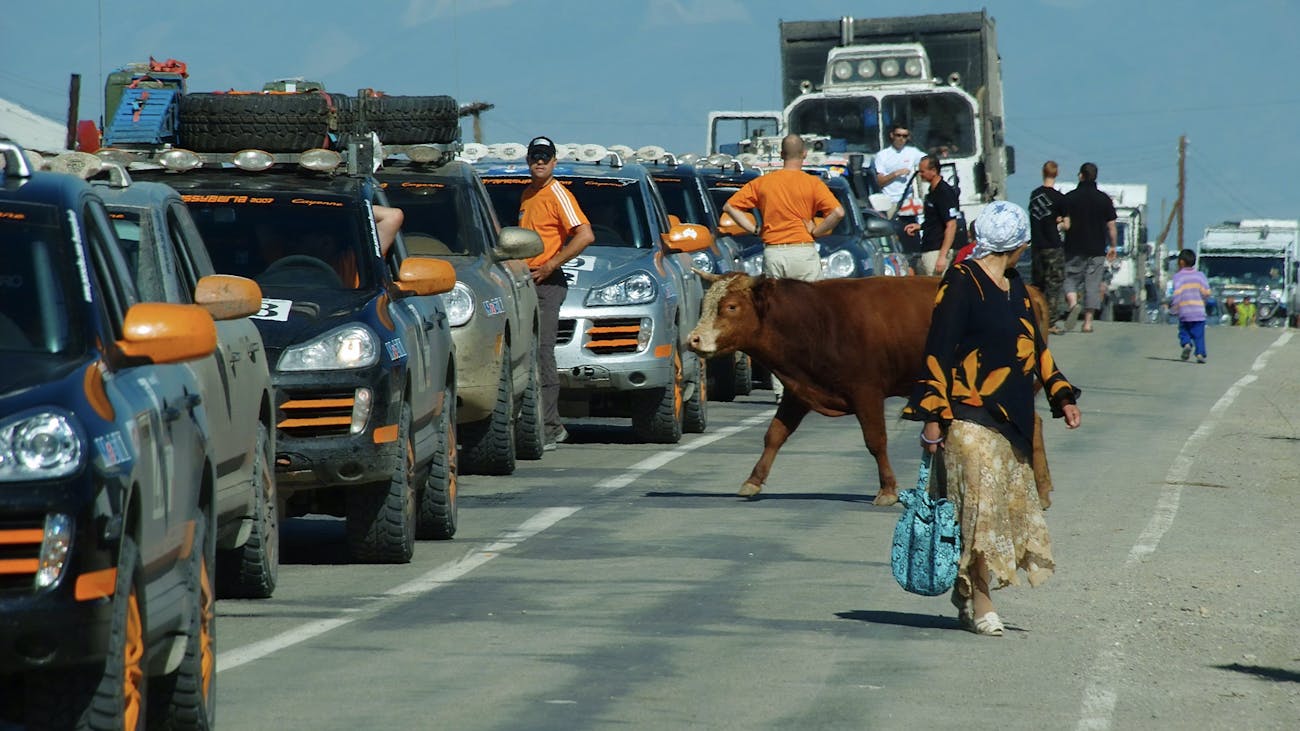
xmin=527 ymin=136 xmax=556 ymax=161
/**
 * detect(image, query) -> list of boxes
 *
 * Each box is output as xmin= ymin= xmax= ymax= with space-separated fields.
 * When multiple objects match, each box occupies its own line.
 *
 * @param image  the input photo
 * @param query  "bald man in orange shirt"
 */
xmin=722 ymin=134 xmax=845 ymax=282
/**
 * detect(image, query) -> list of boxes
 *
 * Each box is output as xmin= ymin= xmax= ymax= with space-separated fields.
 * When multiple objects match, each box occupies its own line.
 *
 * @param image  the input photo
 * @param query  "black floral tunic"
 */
xmin=902 ymin=261 xmax=1079 ymax=457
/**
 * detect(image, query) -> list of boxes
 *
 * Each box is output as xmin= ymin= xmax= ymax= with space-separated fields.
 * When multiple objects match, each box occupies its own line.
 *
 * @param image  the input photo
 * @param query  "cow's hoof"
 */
xmin=872 ymin=491 xmax=898 ymax=507
xmin=1038 ymin=491 xmax=1052 ymax=510
xmin=737 ymin=482 xmax=763 ymax=498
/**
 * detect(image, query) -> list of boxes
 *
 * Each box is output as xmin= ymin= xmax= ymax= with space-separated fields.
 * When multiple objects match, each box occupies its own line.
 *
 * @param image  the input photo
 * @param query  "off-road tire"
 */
xmin=217 ymin=423 xmax=278 ymax=598
xmin=346 ymin=403 xmax=416 ymax=563
xmin=733 ymin=352 xmax=754 ymax=396
xmin=179 ymin=93 xmax=335 ymax=152
xmin=460 ymin=344 xmax=516 ymax=476
xmin=26 ymin=536 xmax=147 ymax=730
xmin=514 ymin=341 xmax=546 ymax=460
xmin=632 ymin=349 xmax=684 ymax=444
xmin=345 ymin=95 xmax=459 ymax=145
xmin=417 ymin=387 xmax=459 ymax=540
xmin=683 ymin=351 xmax=708 ymax=434
xmin=148 ymin=512 xmax=216 ymax=730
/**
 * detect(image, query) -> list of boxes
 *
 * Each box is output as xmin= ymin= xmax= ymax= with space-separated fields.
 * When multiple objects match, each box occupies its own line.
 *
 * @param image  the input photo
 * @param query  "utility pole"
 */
xmin=1176 ymin=134 xmax=1187 ymax=250
xmin=458 ymin=101 xmax=494 ymax=144
xmin=65 ymin=73 xmax=81 ymax=151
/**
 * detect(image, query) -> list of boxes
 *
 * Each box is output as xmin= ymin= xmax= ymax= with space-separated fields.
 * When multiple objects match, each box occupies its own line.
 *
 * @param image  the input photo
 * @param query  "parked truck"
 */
xmin=706 ymin=10 xmax=1015 ymax=224
xmin=1192 ymin=219 xmax=1299 ymax=327
xmin=1057 ymin=182 xmax=1149 ymax=321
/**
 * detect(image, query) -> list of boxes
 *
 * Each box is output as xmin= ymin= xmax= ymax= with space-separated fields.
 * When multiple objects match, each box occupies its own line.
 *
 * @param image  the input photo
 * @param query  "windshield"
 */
xmin=1198 ymin=256 xmax=1285 ymax=289
xmin=482 ymin=176 xmax=654 ymax=249
xmin=0 ymin=200 xmax=86 ymax=356
xmin=381 ymin=178 xmax=486 ymax=257
xmin=711 ymin=116 xmax=782 ymax=154
xmin=881 ymin=92 xmax=976 ymax=158
xmin=653 ymin=176 xmax=710 ymax=227
xmin=826 ymin=183 xmax=856 ymax=236
xmin=788 ymin=97 xmax=881 ymax=153
xmin=183 ymin=193 xmax=375 ymax=290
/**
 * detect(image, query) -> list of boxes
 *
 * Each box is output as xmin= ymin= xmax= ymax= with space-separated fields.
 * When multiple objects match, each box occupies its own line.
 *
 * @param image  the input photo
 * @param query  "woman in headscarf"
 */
xmin=902 ymin=200 xmax=1083 ymax=636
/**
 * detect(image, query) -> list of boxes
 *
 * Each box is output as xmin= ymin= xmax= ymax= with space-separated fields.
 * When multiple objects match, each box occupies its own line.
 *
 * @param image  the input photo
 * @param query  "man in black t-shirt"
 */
xmin=1028 ymin=160 xmax=1069 ymax=332
xmin=1062 ymin=162 xmax=1118 ymax=332
xmin=903 ymin=155 xmax=959 ymax=275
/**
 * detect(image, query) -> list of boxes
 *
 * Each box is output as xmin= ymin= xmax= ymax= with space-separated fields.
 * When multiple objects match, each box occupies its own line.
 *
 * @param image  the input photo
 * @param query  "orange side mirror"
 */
xmin=661 ymin=222 xmax=714 ymax=254
xmin=668 ymin=214 xmax=683 ymax=228
xmin=194 ymin=274 xmax=262 ymax=320
xmin=396 ymin=256 xmax=456 ymax=296
xmin=717 ymin=210 xmax=753 ymax=237
xmin=116 ymin=303 xmax=218 ymax=364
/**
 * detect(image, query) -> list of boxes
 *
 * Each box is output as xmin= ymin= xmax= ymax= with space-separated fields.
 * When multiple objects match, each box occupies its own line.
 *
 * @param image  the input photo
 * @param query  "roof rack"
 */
xmin=46 ymin=152 xmax=134 ymax=187
xmin=464 ymin=142 xmax=625 ymax=168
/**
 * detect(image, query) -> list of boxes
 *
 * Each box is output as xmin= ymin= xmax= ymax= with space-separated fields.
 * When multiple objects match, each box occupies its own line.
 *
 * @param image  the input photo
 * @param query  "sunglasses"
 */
xmin=528 ymin=153 xmax=554 ymax=164
xmin=892 ymin=132 xmax=910 ymax=139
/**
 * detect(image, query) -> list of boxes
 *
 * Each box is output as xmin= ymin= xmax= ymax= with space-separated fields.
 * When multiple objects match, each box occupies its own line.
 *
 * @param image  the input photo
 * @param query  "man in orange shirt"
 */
xmin=722 ymin=134 xmax=844 ymax=282
xmin=518 ymin=136 xmax=594 ymax=450
xmin=722 ymin=134 xmax=844 ymax=401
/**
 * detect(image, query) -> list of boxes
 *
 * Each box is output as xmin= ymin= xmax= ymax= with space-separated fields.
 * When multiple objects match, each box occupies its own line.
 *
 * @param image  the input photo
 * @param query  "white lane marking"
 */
xmin=594 ymin=414 xmax=772 ymax=494
xmin=219 ymin=412 xmax=771 ymax=671
xmin=1075 ymin=330 xmax=1292 ymax=730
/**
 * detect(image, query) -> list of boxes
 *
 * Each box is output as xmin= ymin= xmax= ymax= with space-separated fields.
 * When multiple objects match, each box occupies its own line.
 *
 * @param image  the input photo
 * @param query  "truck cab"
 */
xmin=1193 ymin=219 xmax=1299 ymax=327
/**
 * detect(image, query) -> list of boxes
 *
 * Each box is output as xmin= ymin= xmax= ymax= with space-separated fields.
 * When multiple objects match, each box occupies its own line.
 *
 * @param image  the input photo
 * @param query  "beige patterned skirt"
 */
xmin=937 ymin=420 xmax=1054 ymax=599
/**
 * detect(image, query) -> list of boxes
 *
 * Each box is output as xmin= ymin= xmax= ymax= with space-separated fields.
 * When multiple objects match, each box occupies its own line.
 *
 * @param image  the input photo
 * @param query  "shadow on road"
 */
xmin=279 ymin=518 xmax=352 ymax=566
xmin=1213 ymin=663 xmax=1300 ymax=683
xmin=836 ymin=609 xmax=961 ymax=630
xmin=644 ymin=491 xmax=877 ymax=504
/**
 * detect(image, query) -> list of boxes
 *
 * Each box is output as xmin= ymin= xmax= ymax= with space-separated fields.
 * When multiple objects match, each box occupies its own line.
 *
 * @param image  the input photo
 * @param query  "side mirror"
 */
xmin=495 ymin=226 xmax=544 ymax=261
xmin=863 ymin=215 xmax=897 ymax=237
xmin=661 ymin=222 xmax=713 ymax=253
xmin=116 ymin=303 xmax=217 ymax=364
xmin=668 ymin=214 xmax=682 ymax=228
xmin=717 ymin=210 xmax=753 ymax=237
xmin=194 ymin=274 xmax=262 ymax=321
xmin=396 ymin=256 xmax=456 ymax=296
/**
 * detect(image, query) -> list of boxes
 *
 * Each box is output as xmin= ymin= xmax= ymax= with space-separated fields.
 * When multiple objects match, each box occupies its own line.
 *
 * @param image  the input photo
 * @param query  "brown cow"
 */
xmin=687 ymin=272 xmax=1055 ymax=507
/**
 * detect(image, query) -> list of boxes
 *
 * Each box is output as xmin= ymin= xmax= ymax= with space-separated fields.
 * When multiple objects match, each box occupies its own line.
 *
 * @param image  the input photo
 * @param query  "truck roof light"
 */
xmin=300 ymin=148 xmax=342 ymax=172
xmin=232 ymin=149 xmax=275 ymax=171
xmin=903 ymin=58 xmax=923 ymax=77
xmin=832 ymin=61 xmax=853 ymax=80
xmin=880 ymin=59 xmax=900 ymax=78
xmin=857 ymin=60 xmax=877 ymax=78
xmin=159 ymin=148 xmax=203 ymax=172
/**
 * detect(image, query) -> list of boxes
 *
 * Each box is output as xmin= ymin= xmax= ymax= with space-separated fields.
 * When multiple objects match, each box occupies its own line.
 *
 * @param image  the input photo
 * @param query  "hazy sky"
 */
xmin=3 ymin=0 xmax=1297 ymax=244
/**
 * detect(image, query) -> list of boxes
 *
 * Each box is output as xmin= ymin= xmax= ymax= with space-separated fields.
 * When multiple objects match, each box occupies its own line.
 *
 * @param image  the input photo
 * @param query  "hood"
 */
xmin=251 ymin=286 xmax=381 ymax=358
xmin=0 ymin=355 xmax=88 ymax=407
xmin=561 ymin=246 xmax=660 ymax=291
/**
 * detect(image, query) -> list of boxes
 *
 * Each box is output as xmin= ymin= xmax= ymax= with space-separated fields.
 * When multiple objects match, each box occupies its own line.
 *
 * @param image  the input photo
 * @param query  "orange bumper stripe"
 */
xmin=587 ymin=339 xmax=640 ymax=349
xmin=587 ymin=326 xmax=640 ymax=335
xmin=282 ymin=398 xmax=354 ymax=409
xmin=0 ymin=529 xmax=45 ymax=545
xmin=75 ymin=567 xmax=118 ymax=600
xmin=278 ymin=417 xmax=352 ymax=428
xmin=0 ymin=558 xmax=40 ymax=575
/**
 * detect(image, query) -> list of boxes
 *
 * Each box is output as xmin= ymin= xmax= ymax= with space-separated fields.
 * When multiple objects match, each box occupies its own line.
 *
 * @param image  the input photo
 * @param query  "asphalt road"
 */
xmin=214 ymin=322 xmax=1300 ymax=731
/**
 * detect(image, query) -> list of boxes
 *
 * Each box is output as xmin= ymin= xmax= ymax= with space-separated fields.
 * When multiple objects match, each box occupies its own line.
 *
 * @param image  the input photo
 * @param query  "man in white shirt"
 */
xmin=873 ymin=122 xmax=925 ymax=251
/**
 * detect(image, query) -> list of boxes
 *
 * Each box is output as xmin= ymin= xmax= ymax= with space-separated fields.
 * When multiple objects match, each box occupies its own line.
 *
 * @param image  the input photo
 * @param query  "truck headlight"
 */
xmin=442 ymin=282 xmax=475 ymax=327
xmin=277 ymin=325 xmax=378 ymax=371
xmin=0 ymin=410 xmax=84 ymax=481
xmin=586 ymin=271 xmax=657 ymax=306
xmin=741 ymin=254 xmax=763 ymax=276
xmin=821 ymin=249 xmax=855 ymax=278
xmin=690 ymin=250 xmax=715 ymax=273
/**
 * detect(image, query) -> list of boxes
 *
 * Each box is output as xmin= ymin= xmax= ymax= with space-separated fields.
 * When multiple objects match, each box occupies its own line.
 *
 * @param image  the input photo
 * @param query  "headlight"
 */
xmin=586 ymin=271 xmax=657 ymax=306
xmin=443 ymin=282 xmax=475 ymax=327
xmin=821 ymin=249 xmax=855 ymax=278
xmin=0 ymin=410 xmax=84 ymax=481
xmin=690 ymin=250 xmax=715 ymax=273
xmin=277 ymin=325 xmax=378 ymax=371
xmin=741 ymin=254 xmax=763 ymax=276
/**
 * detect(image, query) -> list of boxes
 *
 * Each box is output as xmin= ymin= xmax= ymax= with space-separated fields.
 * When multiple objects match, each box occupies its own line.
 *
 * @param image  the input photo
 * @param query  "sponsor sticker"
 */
xmin=482 ymin=297 xmax=505 ymax=316
xmin=251 ymin=298 xmax=293 ymax=321
xmin=95 ymin=431 xmax=131 ymax=467
xmin=384 ymin=338 xmax=408 ymax=361
xmin=562 ymin=256 xmax=596 ymax=271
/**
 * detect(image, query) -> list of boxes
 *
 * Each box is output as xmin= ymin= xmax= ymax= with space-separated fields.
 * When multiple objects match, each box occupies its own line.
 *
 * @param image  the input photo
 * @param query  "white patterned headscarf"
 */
xmin=971 ymin=200 xmax=1030 ymax=259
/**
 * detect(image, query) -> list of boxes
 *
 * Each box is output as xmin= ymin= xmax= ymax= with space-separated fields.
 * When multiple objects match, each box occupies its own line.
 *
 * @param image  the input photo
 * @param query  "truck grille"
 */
xmin=584 ymin=317 xmax=645 ymax=355
xmin=278 ymin=390 xmax=356 ymax=438
xmin=557 ymin=319 xmax=576 ymax=345
xmin=0 ymin=516 xmax=46 ymax=593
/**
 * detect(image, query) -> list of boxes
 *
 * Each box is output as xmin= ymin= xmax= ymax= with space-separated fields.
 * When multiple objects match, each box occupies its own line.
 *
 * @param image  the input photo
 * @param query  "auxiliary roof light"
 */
xmin=49 ymin=151 xmax=104 ymax=180
xmin=607 ymin=144 xmax=636 ymax=160
xmin=832 ymin=61 xmax=854 ymax=81
xmin=406 ymin=145 xmax=442 ymax=163
xmin=880 ymin=58 xmax=901 ymax=78
xmin=903 ymin=58 xmax=923 ymax=77
xmin=577 ymin=144 xmax=609 ymax=162
xmin=495 ymin=142 xmax=526 ymax=161
xmin=232 ymin=149 xmax=275 ymax=172
xmin=857 ymin=60 xmax=877 ymax=78
xmin=299 ymin=148 xmax=342 ymax=172
xmin=705 ymin=153 xmax=734 ymax=168
xmin=23 ymin=150 xmax=46 ymax=172
xmin=460 ymin=142 xmax=489 ymax=162
xmin=636 ymin=145 xmax=666 ymax=162
xmin=159 ymin=148 xmax=203 ymax=172
xmin=678 ymin=152 xmax=700 ymax=166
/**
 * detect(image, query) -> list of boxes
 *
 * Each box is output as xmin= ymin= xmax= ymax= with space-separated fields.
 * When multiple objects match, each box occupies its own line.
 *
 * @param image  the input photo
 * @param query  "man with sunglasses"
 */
xmin=874 ymin=122 xmax=925 ymax=251
xmin=517 ymin=136 xmax=594 ymax=449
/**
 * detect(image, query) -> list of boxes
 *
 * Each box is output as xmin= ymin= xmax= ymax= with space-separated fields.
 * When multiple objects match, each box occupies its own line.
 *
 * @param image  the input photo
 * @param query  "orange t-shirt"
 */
xmin=519 ymin=178 xmax=589 ymax=269
xmin=725 ymin=169 xmax=841 ymax=245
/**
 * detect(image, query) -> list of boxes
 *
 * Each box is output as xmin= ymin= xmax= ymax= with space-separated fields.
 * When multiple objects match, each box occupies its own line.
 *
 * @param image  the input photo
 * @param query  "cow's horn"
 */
xmin=692 ymin=267 xmax=722 ymax=283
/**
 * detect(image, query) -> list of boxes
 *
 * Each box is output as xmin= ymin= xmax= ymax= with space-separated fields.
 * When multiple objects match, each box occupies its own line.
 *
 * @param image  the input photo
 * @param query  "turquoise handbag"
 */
xmin=890 ymin=451 xmax=961 ymax=596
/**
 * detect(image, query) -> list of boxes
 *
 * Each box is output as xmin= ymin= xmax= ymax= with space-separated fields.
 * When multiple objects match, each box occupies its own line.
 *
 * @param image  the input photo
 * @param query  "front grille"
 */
xmin=278 ymin=390 xmax=355 ymax=438
xmin=0 ymin=516 xmax=46 ymax=594
xmin=584 ymin=317 xmax=644 ymax=355
xmin=557 ymin=319 xmax=576 ymax=345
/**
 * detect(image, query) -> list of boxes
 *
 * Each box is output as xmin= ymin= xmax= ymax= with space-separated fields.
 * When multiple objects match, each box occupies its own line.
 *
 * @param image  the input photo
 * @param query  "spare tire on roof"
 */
xmin=179 ymin=92 xmax=340 ymax=152
xmin=342 ymin=95 xmax=460 ymax=145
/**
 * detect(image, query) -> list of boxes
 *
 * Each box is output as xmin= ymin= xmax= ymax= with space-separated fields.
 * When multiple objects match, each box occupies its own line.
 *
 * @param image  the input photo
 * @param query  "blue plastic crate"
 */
xmin=104 ymin=88 xmax=180 ymax=146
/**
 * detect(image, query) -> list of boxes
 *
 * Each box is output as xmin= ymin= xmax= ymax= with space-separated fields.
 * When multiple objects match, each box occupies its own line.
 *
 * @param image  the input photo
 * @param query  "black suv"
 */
xmin=133 ymin=153 xmax=460 ymax=563
xmin=0 ymin=142 xmax=219 ymax=728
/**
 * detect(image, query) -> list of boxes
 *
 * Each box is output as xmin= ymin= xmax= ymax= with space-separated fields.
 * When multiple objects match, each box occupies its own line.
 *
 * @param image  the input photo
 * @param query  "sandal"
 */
xmin=971 ymin=612 xmax=1004 ymax=636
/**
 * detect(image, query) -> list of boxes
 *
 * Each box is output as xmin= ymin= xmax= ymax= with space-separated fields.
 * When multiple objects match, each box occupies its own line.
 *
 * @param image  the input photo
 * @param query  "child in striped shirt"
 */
xmin=1171 ymin=249 xmax=1212 ymax=363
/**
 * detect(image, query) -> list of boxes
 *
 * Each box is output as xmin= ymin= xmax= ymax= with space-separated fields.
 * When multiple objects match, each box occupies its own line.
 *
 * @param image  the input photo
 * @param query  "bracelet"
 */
xmin=920 ymin=431 xmax=944 ymax=445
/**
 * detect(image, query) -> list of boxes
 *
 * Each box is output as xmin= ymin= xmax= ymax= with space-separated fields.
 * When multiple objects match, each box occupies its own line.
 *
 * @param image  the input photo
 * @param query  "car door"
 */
xmin=469 ymin=176 xmax=534 ymax=375
xmin=647 ymin=179 xmax=703 ymax=333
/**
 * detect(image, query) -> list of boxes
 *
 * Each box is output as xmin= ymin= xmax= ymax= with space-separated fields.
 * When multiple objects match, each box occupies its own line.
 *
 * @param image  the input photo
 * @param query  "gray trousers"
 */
xmin=535 ymin=271 xmax=568 ymax=433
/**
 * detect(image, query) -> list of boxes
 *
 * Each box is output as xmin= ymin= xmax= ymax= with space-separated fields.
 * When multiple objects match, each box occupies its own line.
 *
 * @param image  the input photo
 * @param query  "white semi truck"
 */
xmin=706 ymin=10 xmax=1015 ymax=225
xmin=1193 ymin=219 xmax=1299 ymax=327
xmin=1056 ymin=182 xmax=1149 ymax=321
